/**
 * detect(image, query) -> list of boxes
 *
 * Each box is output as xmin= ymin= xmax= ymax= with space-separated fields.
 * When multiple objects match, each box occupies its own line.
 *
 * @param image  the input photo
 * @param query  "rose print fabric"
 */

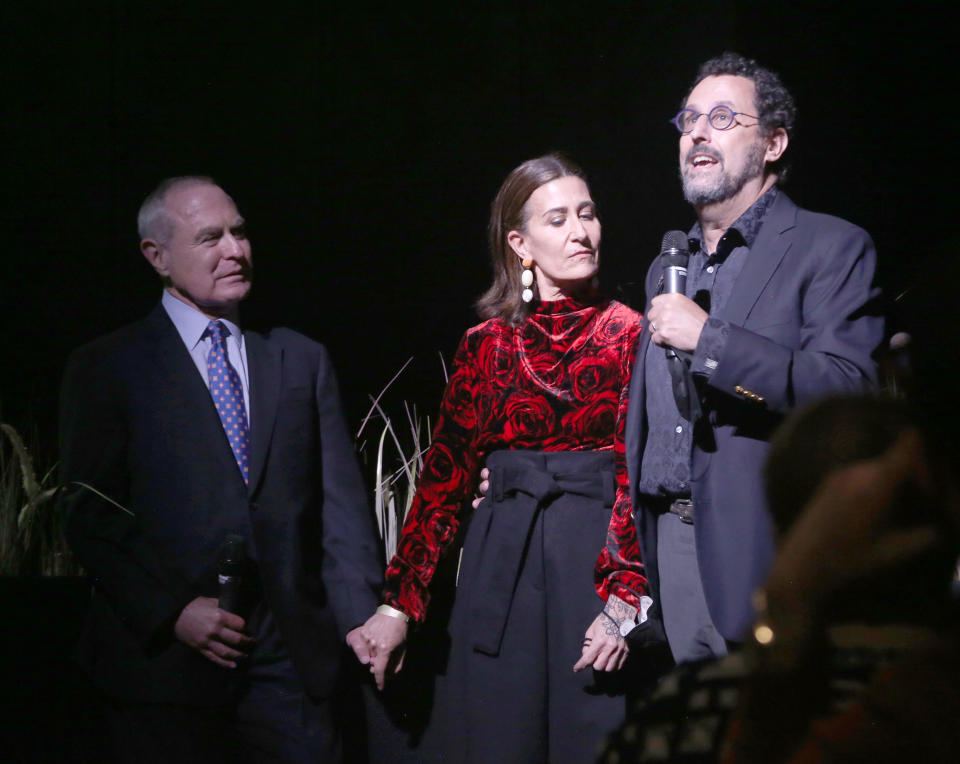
xmin=383 ymin=296 xmax=647 ymax=622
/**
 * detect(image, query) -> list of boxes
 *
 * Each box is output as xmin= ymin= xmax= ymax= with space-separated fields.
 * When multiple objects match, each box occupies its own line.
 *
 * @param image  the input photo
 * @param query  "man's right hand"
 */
xmin=174 ymin=596 xmax=254 ymax=668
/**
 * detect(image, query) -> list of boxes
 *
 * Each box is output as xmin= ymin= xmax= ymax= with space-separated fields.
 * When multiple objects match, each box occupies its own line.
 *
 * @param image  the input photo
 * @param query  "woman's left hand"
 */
xmin=573 ymin=594 xmax=636 ymax=672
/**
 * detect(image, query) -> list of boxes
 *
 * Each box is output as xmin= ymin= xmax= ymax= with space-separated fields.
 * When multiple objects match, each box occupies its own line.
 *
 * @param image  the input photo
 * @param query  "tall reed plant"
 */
xmin=1 ymin=422 xmax=80 ymax=576
xmin=357 ymin=356 xmax=446 ymax=564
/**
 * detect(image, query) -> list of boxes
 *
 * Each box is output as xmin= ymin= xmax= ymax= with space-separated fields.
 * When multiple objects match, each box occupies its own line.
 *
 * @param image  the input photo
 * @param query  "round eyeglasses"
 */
xmin=672 ymin=105 xmax=758 ymax=134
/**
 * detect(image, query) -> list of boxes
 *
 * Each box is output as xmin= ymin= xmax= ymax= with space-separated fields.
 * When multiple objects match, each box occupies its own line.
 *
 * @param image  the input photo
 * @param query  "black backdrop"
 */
xmin=1 ymin=1 xmax=944 ymax=455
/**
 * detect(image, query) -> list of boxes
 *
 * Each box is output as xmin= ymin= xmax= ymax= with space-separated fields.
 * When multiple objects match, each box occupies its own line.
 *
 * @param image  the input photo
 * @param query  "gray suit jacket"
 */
xmin=626 ymin=192 xmax=884 ymax=643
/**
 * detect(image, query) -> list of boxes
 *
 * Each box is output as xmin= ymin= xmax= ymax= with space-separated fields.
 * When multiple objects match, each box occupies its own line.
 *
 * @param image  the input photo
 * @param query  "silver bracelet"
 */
xmin=376 ymin=604 xmax=410 ymax=623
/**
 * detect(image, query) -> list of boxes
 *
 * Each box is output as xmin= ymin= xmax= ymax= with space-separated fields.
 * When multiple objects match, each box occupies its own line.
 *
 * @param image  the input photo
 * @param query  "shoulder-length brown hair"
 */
xmin=476 ymin=153 xmax=587 ymax=324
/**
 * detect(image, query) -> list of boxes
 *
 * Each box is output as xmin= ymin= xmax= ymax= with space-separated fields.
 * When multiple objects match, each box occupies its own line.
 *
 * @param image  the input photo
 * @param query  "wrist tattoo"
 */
xmin=604 ymin=595 xmax=637 ymax=621
xmin=601 ymin=610 xmax=624 ymax=641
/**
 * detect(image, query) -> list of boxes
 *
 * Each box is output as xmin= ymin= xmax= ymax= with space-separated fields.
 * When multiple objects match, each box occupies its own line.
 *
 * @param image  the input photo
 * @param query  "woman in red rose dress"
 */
xmin=360 ymin=154 xmax=649 ymax=763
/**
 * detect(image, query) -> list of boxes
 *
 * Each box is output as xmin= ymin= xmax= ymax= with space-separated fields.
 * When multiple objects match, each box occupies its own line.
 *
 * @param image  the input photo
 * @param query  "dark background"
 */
xmin=1 ymin=0 xmax=944 ymax=458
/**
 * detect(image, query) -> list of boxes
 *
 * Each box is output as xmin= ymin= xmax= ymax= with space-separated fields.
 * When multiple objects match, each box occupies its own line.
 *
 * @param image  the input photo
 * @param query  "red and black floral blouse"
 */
xmin=382 ymin=295 xmax=648 ymax=622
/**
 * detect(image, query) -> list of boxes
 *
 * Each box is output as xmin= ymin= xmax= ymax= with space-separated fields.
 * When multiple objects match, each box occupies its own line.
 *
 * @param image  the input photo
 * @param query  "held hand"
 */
xmin=346 ymin=626 xmax=372 ymax=665
xmin=360 ymin=612 xmax=408 ymax=690
xmin=647 ymin=294 xmax=708 ymax=352
xmin=472 ymin=467 xmax=491 ymax=509
xmin=173 ymin=596 xmax=254 ymax=669
xmin=573 ymin=595 xmax=636 ymax=673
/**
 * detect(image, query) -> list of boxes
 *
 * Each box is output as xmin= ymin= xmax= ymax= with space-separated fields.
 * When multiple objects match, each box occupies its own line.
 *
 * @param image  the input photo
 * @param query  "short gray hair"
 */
xmin=137 ymin=175 xmax=217 ymax=244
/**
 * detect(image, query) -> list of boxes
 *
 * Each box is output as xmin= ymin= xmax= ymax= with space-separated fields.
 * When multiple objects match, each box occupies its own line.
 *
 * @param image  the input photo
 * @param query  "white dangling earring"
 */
xmin=521 ymin=258 xmax=534 ymax=303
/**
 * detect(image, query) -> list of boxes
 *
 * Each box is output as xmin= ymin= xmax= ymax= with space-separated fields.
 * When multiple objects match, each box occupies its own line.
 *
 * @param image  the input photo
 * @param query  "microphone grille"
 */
xmin=661 ymin=230 xmax=689 ymax=254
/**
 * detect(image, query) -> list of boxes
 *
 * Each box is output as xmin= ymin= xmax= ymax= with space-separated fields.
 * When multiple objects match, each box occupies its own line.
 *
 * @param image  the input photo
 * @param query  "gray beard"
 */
xmin=681 ymin=140 xmax=766 ymax=207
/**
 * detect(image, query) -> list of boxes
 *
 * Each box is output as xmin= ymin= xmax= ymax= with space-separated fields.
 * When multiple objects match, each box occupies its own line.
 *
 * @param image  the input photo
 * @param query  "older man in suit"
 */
xmin=59 ymin=176 xmax=382 ymax=761
xmin=624 ymin=53 xmax=885 ymax=664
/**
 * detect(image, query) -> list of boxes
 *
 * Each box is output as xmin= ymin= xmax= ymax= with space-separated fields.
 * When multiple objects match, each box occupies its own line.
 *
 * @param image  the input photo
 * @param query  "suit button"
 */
xmin=735 ymin=385 xmax=745 ymax=394
xmin=249 ymin=502 xmax=259 ymax=512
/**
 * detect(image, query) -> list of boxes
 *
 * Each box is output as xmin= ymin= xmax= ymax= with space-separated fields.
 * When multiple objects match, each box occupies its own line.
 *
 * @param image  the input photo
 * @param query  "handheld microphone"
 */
xmin=660 ymin=230 xmax=689 ymax=295
xmin=659 ymin=231 xmax=699 ymax=420
xmin=660 ymin=230 xmax=689 ymax=360
xmin=217 ymin=535 xmax=247 ymax=614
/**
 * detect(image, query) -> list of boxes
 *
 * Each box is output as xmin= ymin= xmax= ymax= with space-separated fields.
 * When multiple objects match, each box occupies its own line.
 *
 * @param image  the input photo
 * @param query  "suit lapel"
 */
xmin=719 ymin=192 xmax=798 ymax=327
xmin=244 ymin=331 xmax=281 ymax=494
xmin=145 ymin=305 xmax=221 ymax=423
xmin=144 ymin=305 xmax=249 ymax=486
xmin=625 ymin=273 xmax=659 ymax=500
xmin=625 ymin=326 xmax=652 ymax=478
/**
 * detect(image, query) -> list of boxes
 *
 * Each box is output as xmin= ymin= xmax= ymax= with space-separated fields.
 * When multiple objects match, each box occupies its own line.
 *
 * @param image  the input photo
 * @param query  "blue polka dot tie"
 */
xmin=205 ymin=320 xmax=250 ymax=484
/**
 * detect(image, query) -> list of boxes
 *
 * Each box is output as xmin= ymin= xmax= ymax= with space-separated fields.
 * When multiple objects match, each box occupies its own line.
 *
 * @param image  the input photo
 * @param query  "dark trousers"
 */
xmin=108 ymin=656 xmax=338 ymax=763
xmin=431 ymin=450 xmax=629 ymax=764
xmin=656 ymin=511 xmax=727 ymax=663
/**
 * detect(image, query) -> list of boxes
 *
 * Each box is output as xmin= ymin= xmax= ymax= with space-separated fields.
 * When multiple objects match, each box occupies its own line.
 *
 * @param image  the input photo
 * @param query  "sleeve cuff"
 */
xmin=606 ymin=578 xmax=649 ymax=610
xmin=382 ymin=587 xmax=422 ymax=623
xmin=691 ymin=316 xmax=730 ymax=378
xmin=615 ymin=596 xmax=654 ymax=636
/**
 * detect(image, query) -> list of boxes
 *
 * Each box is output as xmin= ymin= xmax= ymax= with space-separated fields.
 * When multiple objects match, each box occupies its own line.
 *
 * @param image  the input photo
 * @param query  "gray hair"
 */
xmin=137 ymin=175 xmax=218 ymax=244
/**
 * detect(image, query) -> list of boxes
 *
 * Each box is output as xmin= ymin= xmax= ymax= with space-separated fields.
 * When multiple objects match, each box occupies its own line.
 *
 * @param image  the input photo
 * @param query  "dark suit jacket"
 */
xmin=626 ymin=192 xmax=884 ymax=643
xmin=59 ymin=304 xmax=382 ymax=704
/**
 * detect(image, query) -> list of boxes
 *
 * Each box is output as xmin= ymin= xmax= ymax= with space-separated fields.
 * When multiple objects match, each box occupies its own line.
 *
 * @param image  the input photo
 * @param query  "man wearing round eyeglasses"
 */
xmin=624 ymin=53 xmax=885 ymax=664
xmin=677 ymin=88 xmax=773 ymax=210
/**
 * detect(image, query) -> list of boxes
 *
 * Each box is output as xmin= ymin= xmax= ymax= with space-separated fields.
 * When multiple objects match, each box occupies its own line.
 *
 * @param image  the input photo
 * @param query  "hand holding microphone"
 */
xmin=648 ymin=230 xmax=707 ymax=352
xmin=171 ymin=535 xmax=255 ymax=669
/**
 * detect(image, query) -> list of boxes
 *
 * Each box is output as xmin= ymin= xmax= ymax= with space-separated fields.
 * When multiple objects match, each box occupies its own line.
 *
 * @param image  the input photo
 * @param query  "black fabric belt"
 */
xmin=469 ymin=450 xmax=615 ymax=657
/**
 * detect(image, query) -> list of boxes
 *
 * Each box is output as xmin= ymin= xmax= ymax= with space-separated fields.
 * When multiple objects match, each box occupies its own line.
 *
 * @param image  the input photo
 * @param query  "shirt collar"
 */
xmin=689 ymin=186 xmax=779 ymax=259
xmin=161 ymin=290 xmax=244 ymax=351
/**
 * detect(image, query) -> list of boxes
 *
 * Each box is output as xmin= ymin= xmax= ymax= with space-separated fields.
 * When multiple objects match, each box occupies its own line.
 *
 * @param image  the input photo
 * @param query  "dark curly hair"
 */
xmin=688 ymin=52 xmax=796 ymax=180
